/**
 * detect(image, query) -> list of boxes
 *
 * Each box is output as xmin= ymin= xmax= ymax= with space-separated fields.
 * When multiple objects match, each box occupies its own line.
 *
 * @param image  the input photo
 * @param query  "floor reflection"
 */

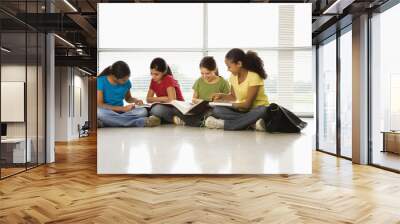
xmin=97 ymin=124 xmax=312 ymax=174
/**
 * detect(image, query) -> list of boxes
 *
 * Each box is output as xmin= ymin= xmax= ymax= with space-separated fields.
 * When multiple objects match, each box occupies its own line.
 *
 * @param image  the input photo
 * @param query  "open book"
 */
xmin=136 ymin=100 xmax=209 ymax=115
xmin=209 ymin=102 xmax=234 ymax=107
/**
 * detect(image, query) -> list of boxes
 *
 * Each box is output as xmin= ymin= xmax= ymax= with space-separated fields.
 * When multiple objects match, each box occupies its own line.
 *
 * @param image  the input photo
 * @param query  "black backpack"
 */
xmin=263 ymin=103 xmax=308 ymax=133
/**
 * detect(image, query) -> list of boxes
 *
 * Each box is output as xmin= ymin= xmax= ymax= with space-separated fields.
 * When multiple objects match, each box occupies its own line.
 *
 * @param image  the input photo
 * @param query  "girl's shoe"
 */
xmin=144 ymin=116 xmax=161 ymax=127
xmin=204 ymin=116 xmax=224 ymax=129
xmin=254 ymin=119 xmax=266 ymax=132
xmin=173 ymin=116 xmax=185 ymax=126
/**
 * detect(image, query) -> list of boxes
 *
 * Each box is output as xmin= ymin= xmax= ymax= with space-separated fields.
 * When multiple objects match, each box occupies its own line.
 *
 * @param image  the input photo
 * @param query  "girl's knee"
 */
xmin=135 ymin=107 xmax=148 ymax=117
xmin=97 ymin=108 xmax=112 ymax=119
xmin=150 ymin=104 xmax=165 ymax=117
xmin=212 ymin=106 xmax=228 ymax=116
xmin=212 ymin=106 xmax=223 ymax=114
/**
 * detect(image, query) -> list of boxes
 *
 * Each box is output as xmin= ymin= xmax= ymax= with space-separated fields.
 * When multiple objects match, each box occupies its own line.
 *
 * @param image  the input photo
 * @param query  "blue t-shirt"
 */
xmin=97 ymin=75 xmax=132 ymax=106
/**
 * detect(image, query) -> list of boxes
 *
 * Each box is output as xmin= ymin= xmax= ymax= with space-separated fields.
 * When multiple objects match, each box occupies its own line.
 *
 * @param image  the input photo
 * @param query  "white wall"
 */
xmin=55 ymin=66 xmax=68 ymax=141
xmin=1 ymin=65 xmax=38 ymax=137
xmin=1 ymin=64 xmax=46 ymax=164
xmin=54 ymin=67 xmax=89 ymax=141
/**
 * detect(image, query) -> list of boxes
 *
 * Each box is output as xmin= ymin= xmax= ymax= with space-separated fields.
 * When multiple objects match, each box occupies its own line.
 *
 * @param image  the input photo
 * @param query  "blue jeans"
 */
xmin=150 ymin=104 xmax=210 ymax=126
xmin=97 ymin=107 xmax=148 ymax=127
xmin=211 ymin=106 xmax=267 ymax=130
xmin=150 ymin=104 xmax=179 ymax=124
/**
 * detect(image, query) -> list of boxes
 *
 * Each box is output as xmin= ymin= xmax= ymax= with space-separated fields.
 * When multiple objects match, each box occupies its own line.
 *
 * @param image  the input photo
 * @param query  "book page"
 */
xmin=170 ymin=100 xmax=196 ymax=114
xmin=209 ymin=102 xmax=233 ymax=107
xmin=135 ymin=103 xmax=152 ymax=108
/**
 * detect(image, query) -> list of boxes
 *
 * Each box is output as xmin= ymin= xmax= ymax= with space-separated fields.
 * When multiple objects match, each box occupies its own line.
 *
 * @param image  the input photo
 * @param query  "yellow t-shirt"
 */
xmin=229 ymin=71 xmax=269 ymax=109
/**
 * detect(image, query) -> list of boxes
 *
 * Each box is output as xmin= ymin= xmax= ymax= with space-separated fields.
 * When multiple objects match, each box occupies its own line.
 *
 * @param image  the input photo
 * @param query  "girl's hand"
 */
xmin=232 ymin=103 xmax=239 ymax=109
xmin=134 ymin=99 xmax=144 ymax=105
xmin=122 ymin=104 xmax=135 ymax=112
xmin=211 ymin=93 xmax=224 ymax=102
xmin=192 ymin=98 xmax=200 ymax=104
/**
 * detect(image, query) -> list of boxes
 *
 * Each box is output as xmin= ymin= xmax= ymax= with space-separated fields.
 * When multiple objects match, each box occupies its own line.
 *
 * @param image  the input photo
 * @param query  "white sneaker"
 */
xmin=254 ymin=119 xmax=266 ymax=132
xmin=173 ymin=116 xmax=185 ymax=126
xmin=205 ymin=116 xmax=224 ymax=129
xmin=144 ymin=116 xmax=161 ymax=127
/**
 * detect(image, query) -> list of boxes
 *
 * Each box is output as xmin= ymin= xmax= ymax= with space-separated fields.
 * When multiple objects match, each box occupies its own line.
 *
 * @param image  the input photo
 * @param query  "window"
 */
xmin=370 ymin=3 xmax=400 ymax=171
xmin=317 ymin=37 xmax=337 ymax=154
xmin=99 ymin=52 xmax=203 ymax=101
xmin=0 ymin=1 xmax=46 ymax=179
xmin=98 ymin=3 xmax=312 ymax=115
xmin=98 ymin=4 xmax=203 ymax=49
xmin=340 ymin=28 xmax=352 ymax=158
xmin=207 ymin=4 xmax=279 ymax=48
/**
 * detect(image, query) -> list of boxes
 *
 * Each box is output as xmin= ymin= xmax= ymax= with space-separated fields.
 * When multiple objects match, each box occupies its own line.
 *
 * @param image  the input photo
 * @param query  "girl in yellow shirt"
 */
xmin=205 ymin=48 xmax=269 ymax=131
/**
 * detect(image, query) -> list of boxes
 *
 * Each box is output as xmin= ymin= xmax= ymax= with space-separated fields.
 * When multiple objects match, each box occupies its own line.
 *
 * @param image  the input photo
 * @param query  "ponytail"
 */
xmin=98 ymin=66 xmax=111 ymax=77
xmin=97 ymin=61 xmax=131 ymax=79
xmin=166 ymin=65 xmax=173 ymax=76
xmin=199 ymin=56 xmax=220 ymax=76
xmin=225 ymin=48 xmax=267 ymax=79
xmin=151 ymin=57 xmax=173 ymax=77
xmin=215 ymin=68 xmax=220 ymax=76
xmin=244 ymin=51 xmax=267 ymax=79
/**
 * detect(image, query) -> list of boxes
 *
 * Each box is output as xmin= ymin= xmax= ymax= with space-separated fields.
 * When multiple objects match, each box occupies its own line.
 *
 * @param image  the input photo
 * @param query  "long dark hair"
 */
xmin=200 ymin=56 xmax=219 ymax=76
xmin=150 ymin=57 xmax=173 ymax=76
xmin=225 ymin=48 xmax=267 ymax=79
xmin=98 ymin=61 xmax=131 ymax=79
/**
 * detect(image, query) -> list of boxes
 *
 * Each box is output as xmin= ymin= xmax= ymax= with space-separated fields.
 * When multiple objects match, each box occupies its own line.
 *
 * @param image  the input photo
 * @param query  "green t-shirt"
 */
xmin=192 ymin=77 xmax=230 ymax=101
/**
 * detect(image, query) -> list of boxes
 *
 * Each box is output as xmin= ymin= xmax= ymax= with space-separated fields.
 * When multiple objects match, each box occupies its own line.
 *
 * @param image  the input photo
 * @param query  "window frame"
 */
xmin=97 ymin=3 xmax=313 ymax=116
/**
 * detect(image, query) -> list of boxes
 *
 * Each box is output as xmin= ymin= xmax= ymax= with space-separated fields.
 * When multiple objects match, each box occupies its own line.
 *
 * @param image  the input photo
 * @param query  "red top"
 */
xmin=150 ymin=75 xmax=184 ymax=101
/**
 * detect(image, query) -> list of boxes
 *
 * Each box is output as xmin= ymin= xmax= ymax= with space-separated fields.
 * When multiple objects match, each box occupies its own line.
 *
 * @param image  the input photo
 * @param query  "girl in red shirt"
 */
xmin=147 ymin=57 xmax=184 ymax=123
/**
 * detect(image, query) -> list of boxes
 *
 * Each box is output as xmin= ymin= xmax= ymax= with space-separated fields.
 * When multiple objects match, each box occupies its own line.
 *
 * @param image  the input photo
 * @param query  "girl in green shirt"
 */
xmin=173 ymin=56 xmax=230 ymax=126
xmin=192 ymin=56 xmax=230 ymax=103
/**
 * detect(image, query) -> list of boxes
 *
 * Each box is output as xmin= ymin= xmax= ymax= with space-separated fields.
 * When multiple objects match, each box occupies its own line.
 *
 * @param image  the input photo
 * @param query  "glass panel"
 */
xmin=371 ymin=4 xmax=400 ymax=171
xmin=294 ymin=4 xmax=312 ymax=47
xmin=99 ymin=52 xmax=204 ymax=101
xmin=38 ymin=33 xmax=45 ymax=165
xmin=208 ymin=3 xmax=311 ymax=48
xmin=318 ymin=37 xmax=337 ymax=154
xmin=27 ymin=30 xmax=38 ymax=169
xmin=208 ymin=4 xmax=279 ymax=48
xmin=340 ymin=29 xmax=352 ymax=158
xmin=1 ymin=30 xmax=28 ymax=177
xmin=209 ymin=50 xmax=312 ymax=115
xmin=98 ymin=3 xmax=204 ymax=49
xmin=293 ymin=50 xmax=313 ymax=115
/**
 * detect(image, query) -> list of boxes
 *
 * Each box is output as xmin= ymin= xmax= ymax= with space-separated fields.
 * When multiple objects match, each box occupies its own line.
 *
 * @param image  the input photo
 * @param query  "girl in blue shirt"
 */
xmin=97 ymin=61 xmax=160 ymax=127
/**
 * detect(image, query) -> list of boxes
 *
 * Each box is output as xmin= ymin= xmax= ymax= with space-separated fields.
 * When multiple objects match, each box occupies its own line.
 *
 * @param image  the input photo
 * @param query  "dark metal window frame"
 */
xmin=367 ymin=0 xmax=400 ymax=173
xmin=316 ymin=0 xmax=400 ymax=173
xmin=315 ymin=25 xmax=352 ymax=161
xmin=0 ymin=0 xmax=48 ymax=180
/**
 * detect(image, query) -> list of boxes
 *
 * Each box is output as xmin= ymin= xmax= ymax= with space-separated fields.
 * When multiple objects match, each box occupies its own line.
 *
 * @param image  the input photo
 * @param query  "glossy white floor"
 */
xmin=97 ymin=120 xmax=313 ymax=174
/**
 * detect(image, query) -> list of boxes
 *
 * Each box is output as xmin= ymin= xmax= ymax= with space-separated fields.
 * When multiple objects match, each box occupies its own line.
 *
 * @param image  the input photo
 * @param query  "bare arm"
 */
xmin=125 ymin=90 xmax=143 ymax=105
xmin=146 ymin=89 xmax=158 ymax=103
xmin=192 ymin=91 xmax=202 ymax=104
xmin=146 ymin=88 xmax=176 ymax=103
xmin=211 ymin=86 xmax=236 ymax=102
xmin=163 ymin=87 xmax=177 ymax=103
xmin=232 ymin=86 xmax=260 ymax=110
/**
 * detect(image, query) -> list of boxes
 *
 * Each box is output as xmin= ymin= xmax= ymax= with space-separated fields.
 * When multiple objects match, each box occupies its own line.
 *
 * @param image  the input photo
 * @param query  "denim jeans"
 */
xmin=97 ymin=107 xmax=148 ymax=127
xmin=211 ymin=106 xmax=267 ymax=130
xmin=150 ymin=104 xmax=210 ymax=126
xmin=149 ymin=104 xmax=179 ymax=124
